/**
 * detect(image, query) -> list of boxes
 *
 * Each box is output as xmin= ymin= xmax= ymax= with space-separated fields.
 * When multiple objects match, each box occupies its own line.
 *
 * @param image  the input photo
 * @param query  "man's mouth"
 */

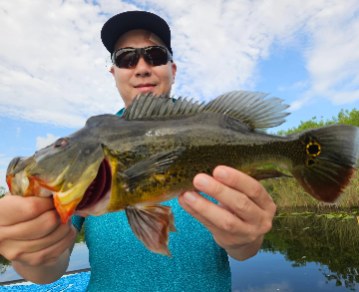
xmin=134 ymin=83 xmax=156 ymax=92
xmin=76 ymin=160 xmax=112 ymax=210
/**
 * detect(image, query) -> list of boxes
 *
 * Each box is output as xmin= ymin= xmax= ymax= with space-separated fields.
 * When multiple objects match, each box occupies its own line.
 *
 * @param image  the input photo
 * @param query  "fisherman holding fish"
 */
xmin=2 ymin=10 xmax=358 ymax=291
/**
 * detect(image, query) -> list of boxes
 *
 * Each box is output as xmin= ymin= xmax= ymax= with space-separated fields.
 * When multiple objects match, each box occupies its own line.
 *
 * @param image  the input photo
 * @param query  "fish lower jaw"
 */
xmin=75 ymin=189 xmax=112 ymax=217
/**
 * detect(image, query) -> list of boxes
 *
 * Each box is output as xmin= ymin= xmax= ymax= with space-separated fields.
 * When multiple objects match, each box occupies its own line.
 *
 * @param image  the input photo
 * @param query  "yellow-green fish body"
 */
xmin=6 ymin=91 xmax=359 ymax=255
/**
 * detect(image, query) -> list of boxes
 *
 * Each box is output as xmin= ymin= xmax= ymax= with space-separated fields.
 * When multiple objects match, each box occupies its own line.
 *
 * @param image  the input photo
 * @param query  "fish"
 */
xmin=6 ymin=91 xmax=359 ymax=255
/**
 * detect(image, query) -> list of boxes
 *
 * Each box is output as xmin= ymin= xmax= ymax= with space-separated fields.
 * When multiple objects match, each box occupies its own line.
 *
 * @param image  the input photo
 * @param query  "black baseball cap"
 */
xmin=101 ymin=11 xmax=173 ymax=55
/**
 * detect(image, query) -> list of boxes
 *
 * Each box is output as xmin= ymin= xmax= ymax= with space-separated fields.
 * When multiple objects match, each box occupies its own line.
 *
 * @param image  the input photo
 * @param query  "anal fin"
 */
xmin=125 ymin=205 xmax=176 ymax=256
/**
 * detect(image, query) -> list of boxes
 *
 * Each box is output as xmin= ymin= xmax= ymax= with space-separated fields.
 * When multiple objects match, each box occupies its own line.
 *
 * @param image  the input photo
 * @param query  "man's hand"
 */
xmin=178 ymin=165 xmax=276 ymax=261
xmin=0 ymin=195 xmax=76 ymax=283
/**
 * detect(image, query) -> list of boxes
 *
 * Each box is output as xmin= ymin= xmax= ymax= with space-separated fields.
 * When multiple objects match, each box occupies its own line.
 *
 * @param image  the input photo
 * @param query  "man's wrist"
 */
xmin=224 ymin=235 xmax=264 ymax=261
xmin=12 ymin=249 xmax=71 ymax=284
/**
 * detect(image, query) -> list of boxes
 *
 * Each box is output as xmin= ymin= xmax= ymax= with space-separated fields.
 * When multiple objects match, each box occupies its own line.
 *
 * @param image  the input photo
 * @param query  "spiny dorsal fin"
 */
xmin=124 ymin=91 xmax=289 ymax=130
xmin=124 ymin=93 xmax=204 ymax=120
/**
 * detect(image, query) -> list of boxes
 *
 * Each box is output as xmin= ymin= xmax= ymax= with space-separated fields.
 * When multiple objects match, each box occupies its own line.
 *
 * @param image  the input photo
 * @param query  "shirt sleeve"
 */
xmin=72 ymin=215 xmax=85 ymax=232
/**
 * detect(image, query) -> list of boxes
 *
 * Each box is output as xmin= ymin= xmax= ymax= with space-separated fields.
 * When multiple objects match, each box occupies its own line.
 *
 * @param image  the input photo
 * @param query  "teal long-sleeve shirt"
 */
xmin=71 ymin=108 xmax=231 ymax=291
xmin=72 ymin=198 xmax=231 ymax=291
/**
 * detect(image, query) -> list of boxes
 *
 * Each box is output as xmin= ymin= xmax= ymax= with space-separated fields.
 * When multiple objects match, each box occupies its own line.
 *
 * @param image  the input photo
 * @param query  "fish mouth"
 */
xmin=76 ymin=159 xmax=112 ymax=210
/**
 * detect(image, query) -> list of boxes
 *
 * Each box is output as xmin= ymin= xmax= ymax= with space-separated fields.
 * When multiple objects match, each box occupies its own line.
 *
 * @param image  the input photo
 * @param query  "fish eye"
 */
xmin=54 ymin=138 xmax=69 ymax=148
xmin=306 ymin=141 xmax=321 ymax=157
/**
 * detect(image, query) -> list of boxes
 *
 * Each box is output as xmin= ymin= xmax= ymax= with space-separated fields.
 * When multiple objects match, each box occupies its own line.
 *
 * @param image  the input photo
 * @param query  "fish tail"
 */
xmin=290 ymin=125 xmax=359 ymax=202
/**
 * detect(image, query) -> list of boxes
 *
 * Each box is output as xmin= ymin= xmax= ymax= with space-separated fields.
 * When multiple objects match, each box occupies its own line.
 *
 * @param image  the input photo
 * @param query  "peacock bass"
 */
xmin=6 ymin=91 xmax=359 ymax=255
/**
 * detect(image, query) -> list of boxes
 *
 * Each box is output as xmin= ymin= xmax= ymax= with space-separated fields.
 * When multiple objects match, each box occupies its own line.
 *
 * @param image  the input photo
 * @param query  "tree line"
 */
xmin=278 ymin=108 xmax=359 ymax=135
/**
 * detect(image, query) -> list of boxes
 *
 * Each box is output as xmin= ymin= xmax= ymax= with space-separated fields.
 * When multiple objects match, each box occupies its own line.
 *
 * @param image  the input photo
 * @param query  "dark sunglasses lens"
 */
xmin=145 ymin=47 xmax=169 ymax=66
xmin=114 ymin=50 xmax=138 ymax=68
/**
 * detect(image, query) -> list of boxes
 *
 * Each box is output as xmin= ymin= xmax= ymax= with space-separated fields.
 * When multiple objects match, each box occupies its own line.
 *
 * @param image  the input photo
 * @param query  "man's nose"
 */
xmin=134 ymin=56 xmax=151 ymax=77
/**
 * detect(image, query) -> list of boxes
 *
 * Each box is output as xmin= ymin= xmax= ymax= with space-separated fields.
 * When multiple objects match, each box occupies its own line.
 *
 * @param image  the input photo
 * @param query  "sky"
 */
xmin=1 ymin=0 xmax=359 ymax=189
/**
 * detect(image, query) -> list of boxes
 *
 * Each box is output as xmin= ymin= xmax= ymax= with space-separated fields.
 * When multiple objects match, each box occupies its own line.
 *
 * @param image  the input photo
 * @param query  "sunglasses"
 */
xmin=112 ymin=46 xmax=173 ymax=69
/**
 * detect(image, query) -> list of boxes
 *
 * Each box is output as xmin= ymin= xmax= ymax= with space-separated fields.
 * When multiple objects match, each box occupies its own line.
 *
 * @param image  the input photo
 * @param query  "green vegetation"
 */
xmin=0 ymin=255 xmax=10 ymax=275
xmin=278 ymin=108 xmax=359 ymax=135
xmin=76 ymin=226 xmax=85 ymax=243
xmin=263 ymin=213 xmax=359 ymax=290
xmin=263 ymin=171 xmax=359 ymax=210
xmin=0 ymin=186 xmax=5 ymax=198
xmin=265 ymin=108 xmax=359 ymax=210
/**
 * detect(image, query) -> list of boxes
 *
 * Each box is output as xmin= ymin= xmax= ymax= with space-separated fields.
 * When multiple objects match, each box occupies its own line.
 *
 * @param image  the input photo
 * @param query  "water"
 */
xmin=1 ymin=212 xmax=359 ymax=291
xmin=231 ymin=251 xmax=355 ymax=291
xmin=232 ymin=212 xmax=359 ymax=291
xmin=0 ymin=243 xmax=90 ymax=283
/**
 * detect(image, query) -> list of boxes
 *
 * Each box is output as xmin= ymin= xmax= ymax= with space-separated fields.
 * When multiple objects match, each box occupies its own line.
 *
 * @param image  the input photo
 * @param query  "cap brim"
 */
xmin=101 ymin=11 xmax=172 ymax=55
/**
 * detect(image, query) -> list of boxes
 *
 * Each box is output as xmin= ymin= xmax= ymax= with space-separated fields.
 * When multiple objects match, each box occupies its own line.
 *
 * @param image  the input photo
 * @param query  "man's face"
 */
xmin=110 ymin=29 xmax=177 ymax=107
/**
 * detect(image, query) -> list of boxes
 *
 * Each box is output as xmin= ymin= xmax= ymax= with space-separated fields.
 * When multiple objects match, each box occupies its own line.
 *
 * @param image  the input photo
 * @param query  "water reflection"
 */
xmin=0 ymin=256 xmax=10 ymax=278
xmin=2 ymin=212 xmax=359 ymax=291
xmin=233 ymin=212 xmax=359 ymax=291
xmin=0 ymin=243 xmax=90 ymax=283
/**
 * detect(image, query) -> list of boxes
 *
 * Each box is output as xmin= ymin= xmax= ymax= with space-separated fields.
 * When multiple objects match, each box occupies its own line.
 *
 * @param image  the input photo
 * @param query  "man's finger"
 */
xmin=212 ymin=166 xmax=275 ymax=211
xmin=1 ymin=210 xmax=61 ymax=241
xmin=12 ymin=227 xmax=76 ymax=266
xmin=178 ymin=191 xmax=247 ymax=234
xmin=0 ymin=196 xmax=55 ymax=226
xmin=192 ymin=172 xmax=264 ymax=223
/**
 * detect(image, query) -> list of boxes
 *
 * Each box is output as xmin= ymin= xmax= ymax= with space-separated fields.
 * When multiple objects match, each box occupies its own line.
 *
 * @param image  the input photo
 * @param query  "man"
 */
xmin=0 ymin=11 xmax=276 ymax=291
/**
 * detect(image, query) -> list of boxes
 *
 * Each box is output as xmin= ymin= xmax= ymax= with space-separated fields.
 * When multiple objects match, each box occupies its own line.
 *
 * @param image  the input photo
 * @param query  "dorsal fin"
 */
xmin=204 ymin=91 xmax=290 ymax=129
xmin=124 ymin=91 xmax=289 ymax=130
xmin=123 ymin=93 xmax=204 ymax=120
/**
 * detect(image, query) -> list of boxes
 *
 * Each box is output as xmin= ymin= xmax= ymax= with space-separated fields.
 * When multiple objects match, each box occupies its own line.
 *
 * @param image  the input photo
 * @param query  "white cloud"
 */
xmin=160 ymin=0 xmax=326 ymax=99
xmin=36 ymin=133 xmax=59 ymax=150
xmin=0 ymin=0 xmax=358 ymax=125
xmin=278 ymin=81 xmax=309 ymax=92
xmin=0 ymin=154 xmax=11 ymax=189
xmin=303 ymin=0 xmax=359 ymax=105
xmin=0 ymin=1 xmax=123 ymax=127
xmin=290 ymin=94 xmax=312 ymax=111
xmin=16 ymin=127 xmax=21 ymax=138
xmin=0 ymin=169 xmax=7 ymax=190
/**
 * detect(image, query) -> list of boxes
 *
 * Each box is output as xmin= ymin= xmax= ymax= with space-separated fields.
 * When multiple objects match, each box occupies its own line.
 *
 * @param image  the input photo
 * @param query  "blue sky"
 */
xmin=1 ymin=0 xmax=359 ymax=188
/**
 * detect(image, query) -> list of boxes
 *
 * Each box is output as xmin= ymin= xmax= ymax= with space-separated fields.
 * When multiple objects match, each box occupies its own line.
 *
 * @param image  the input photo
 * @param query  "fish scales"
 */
xmin=93 ymin=115 xmax=323 ymax=208
xmin=6 ymin=91 xmax=359 ymax=255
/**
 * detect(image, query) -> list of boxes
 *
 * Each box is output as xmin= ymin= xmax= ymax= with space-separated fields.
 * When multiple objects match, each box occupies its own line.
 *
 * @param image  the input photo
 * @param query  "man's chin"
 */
xmin=135 ymin=86 xmax=156 ymax=94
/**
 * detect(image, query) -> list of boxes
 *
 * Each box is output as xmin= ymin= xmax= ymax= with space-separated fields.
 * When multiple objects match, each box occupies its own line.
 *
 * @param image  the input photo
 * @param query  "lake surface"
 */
xmin=1 ymin=212 xmax=359 ymax=291
xmin=232 ymin=211 xmax=359 ymax=292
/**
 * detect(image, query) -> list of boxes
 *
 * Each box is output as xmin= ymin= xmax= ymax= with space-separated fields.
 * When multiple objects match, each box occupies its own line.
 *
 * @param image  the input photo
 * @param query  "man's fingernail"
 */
xmin=183 ymin=192 xmax=197 ymax=203
xmin=196 ymin=175 xmax=208 ymax=188
xmin=215 ymin=168 xmax=228 ymax=179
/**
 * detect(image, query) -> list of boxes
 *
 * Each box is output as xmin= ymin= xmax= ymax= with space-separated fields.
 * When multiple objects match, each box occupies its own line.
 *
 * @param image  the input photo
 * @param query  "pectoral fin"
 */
xmin=125 ymin=205 xmax=176 ymax=256
xmin=122 ymin=148 xmax=184 ymax=191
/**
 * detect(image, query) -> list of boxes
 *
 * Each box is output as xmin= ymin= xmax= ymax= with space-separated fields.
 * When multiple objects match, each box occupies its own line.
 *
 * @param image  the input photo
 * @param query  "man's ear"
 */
xmin=171 ymin=62 xmax=177 ymax=83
